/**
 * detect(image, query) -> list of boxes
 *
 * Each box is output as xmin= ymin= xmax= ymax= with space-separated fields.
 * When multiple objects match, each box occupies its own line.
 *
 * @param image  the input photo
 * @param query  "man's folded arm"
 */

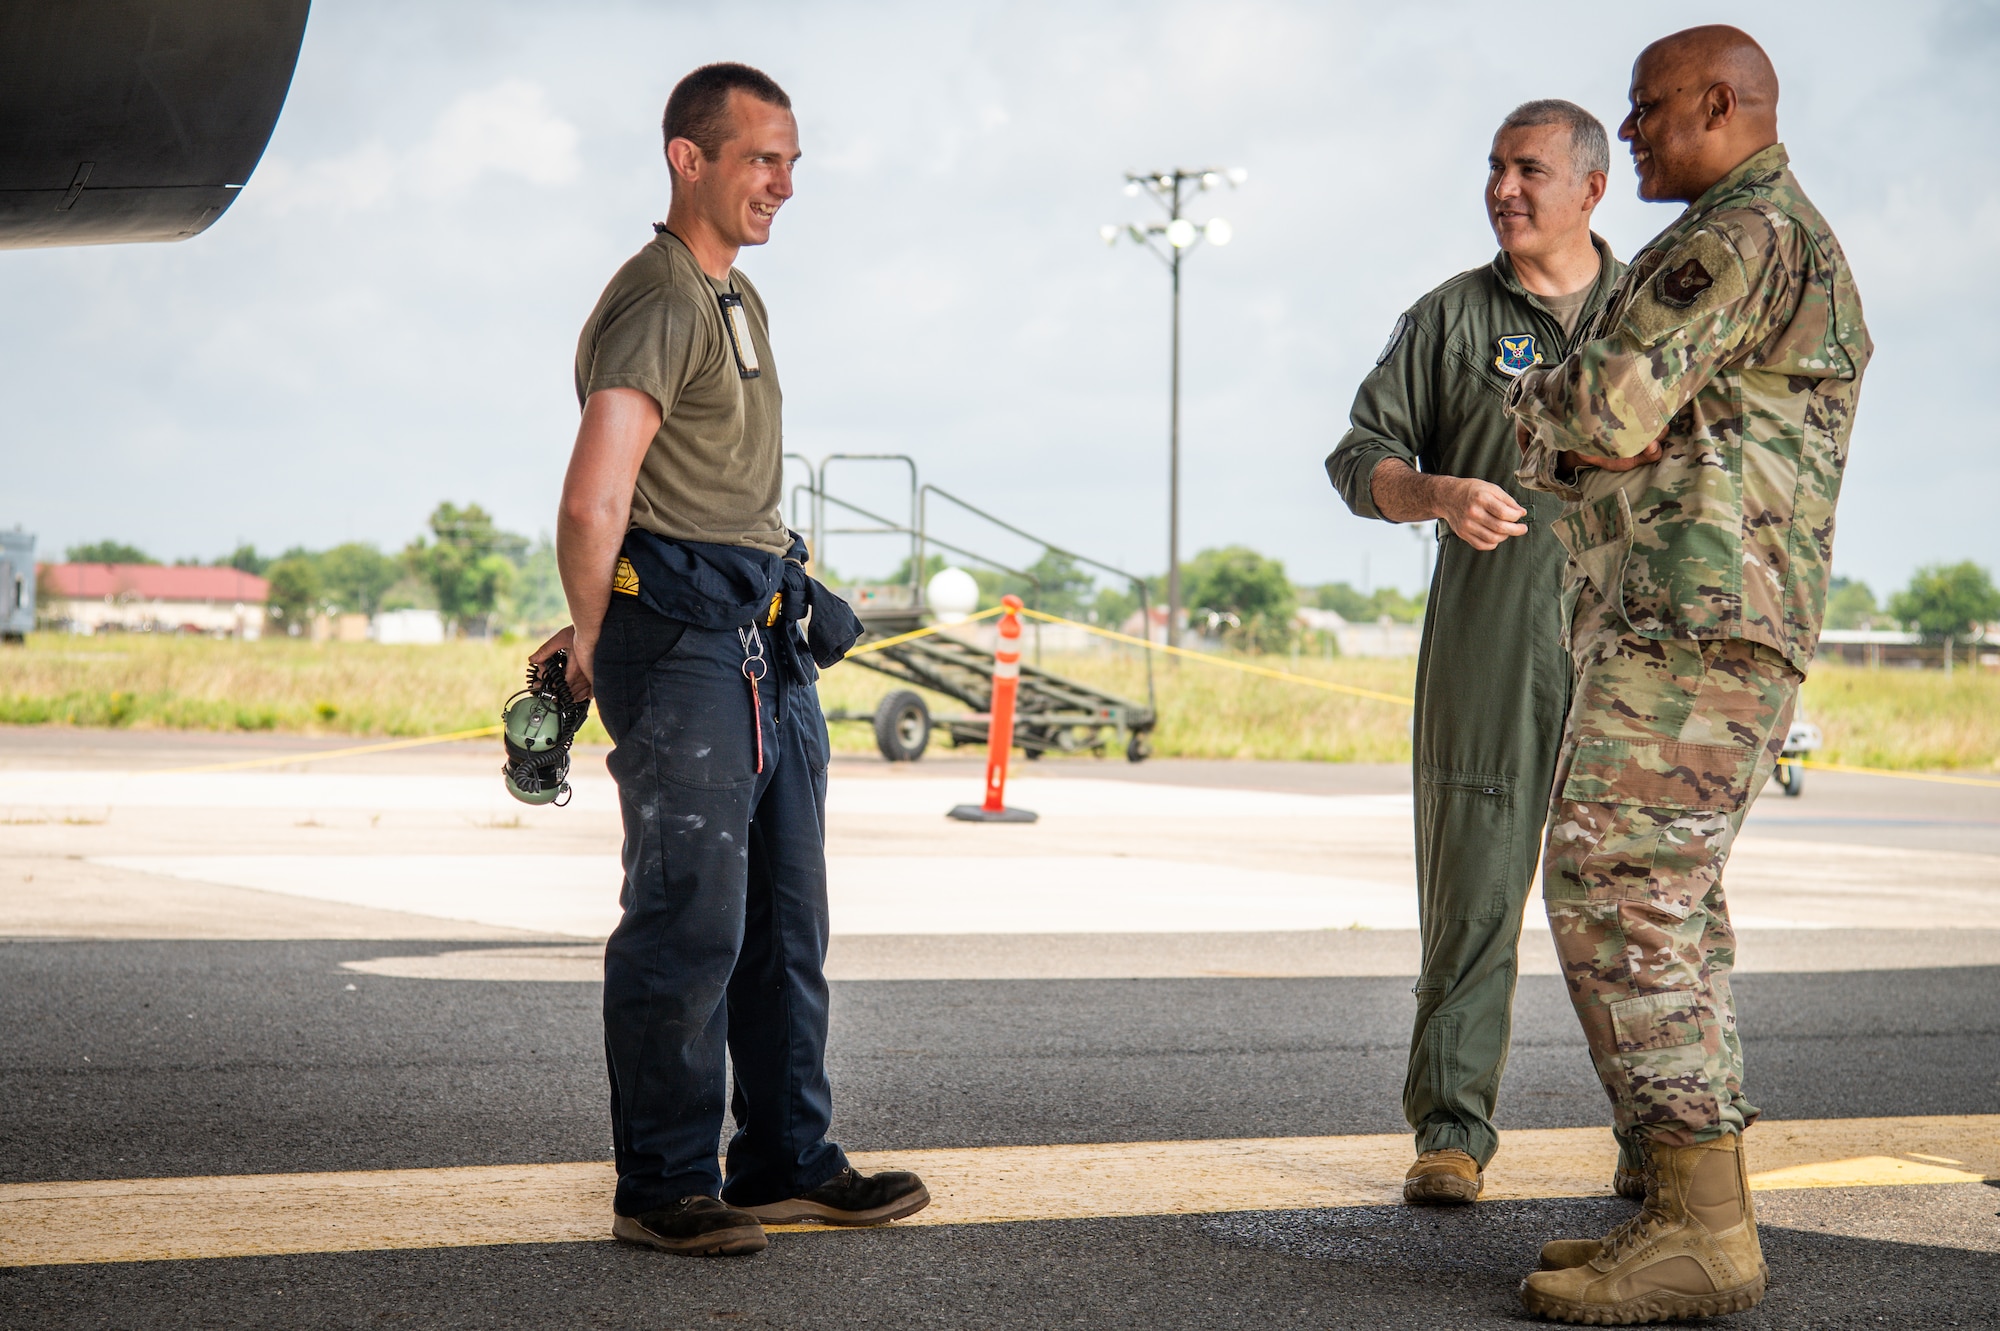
xmin=1510 ymin=215 xmax=1785 ymax=468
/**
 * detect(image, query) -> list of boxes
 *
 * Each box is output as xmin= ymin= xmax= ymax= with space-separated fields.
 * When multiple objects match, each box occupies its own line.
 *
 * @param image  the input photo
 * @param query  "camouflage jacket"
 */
xmin=1506 ymin=145 xmax=1871 ymax=671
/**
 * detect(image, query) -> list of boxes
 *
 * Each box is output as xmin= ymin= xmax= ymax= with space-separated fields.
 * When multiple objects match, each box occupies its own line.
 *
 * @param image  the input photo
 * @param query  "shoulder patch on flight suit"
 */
xmin=1624 ymin=229 xmax=1748 ymax=345
xmin=1376 ymin=311 xmax=1413 ymax=365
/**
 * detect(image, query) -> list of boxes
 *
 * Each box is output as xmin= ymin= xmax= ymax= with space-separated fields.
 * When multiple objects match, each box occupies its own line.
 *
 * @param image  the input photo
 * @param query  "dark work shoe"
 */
xmin=612 ymin=1196 xmax=767 ymax=1256
xmin=739 ymin=1167 xmax=931 ymax=1226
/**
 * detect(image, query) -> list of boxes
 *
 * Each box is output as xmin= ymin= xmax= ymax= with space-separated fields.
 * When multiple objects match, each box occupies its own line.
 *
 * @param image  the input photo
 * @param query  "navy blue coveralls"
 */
xmin=592 ymin=531 xmax=861 ymax=1215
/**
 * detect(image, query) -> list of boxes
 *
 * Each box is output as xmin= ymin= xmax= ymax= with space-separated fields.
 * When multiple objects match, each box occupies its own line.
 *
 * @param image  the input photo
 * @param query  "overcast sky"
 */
xmin=4 ymin=0 xmax=1994 ymax=597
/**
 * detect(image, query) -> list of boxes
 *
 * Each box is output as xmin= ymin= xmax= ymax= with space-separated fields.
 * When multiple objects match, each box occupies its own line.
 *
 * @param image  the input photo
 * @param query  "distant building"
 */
xmin=1819 ymin=626 xmax=2000 ymax=670
xmin=1 ymin=528 xmax=34 ymax=641
xmin=374 ymin=608 xmax=446 ymax=645
xmin=38 ymin=563 xmax=267 ymax=638
xmin=1296 ymin=606 xmax=1421 ymax=658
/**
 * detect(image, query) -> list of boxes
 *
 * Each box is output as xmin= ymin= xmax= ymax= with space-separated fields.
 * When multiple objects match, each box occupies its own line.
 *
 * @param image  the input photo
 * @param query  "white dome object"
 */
xmin=927 ymin=566 xmax=980 ymax=623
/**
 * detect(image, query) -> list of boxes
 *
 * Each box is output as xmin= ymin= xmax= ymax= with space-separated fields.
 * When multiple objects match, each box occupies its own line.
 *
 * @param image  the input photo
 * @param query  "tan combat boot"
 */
xmin=1520 ymin=1134 xmax=1766 ymax=1323
xmin=1538 ymin=1152 xmax=1656 ymax=1272
xmin=1403 ymin=1148 xmax=1482 ymax=1205
xmin=1536 ymin=1142 xmax=1770 ymax=1281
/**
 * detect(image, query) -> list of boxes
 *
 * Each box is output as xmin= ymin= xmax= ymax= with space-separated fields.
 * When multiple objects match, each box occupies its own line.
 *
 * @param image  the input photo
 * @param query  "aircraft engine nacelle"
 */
xmin=0 ymin=0 xmax=310 ymax=249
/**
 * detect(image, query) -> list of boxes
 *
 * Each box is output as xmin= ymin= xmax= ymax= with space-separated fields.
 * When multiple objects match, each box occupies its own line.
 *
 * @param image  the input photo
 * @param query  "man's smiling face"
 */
xmin=693 ymin=89 xmax=800 ymax=250
xmin=1619 ymin=54 xmax=1707 ymax=202
xmin=1486 ymin=123 xmax=1594 ymax=261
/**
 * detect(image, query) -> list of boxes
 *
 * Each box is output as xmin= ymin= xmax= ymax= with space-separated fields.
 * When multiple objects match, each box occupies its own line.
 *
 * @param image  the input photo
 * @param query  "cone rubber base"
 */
xmin=947 ymin=804 xmax=1038 ymax=823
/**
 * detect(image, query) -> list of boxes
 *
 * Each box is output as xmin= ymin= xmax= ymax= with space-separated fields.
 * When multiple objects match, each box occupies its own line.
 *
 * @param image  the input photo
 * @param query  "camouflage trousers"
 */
xmin=1542 ymin=583 xmax=1801 ymax=1147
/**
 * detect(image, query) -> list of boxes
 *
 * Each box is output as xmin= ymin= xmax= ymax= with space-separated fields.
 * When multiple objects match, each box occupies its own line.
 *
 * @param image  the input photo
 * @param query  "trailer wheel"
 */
xmin=873 ymin=691 xmax=930 ymax=762
xmin=1775 ymin=760 xmax=1803 ymax=797
xmin=1126 ymin=733 xmax=1153 ymax=763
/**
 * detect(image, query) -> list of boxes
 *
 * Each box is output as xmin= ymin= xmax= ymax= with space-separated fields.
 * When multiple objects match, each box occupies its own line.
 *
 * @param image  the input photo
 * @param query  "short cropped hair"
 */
xmin=1496 ymin=99 xmax=1609 ymax=178
xmin=662 ymin=62 xmax=791 ymax=162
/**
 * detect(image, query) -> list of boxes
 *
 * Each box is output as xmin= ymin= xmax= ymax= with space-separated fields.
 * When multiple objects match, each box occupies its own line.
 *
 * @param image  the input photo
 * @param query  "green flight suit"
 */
xmin=1324 ymin=237 xmax=1625 ymax=1168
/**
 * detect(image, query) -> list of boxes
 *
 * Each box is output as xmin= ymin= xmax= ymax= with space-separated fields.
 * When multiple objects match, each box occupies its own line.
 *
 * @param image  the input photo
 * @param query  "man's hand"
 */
xmin=1369 ymin=458 xmax=1527 ymax=551
xmin=1435 ymin=477 xmax=1529 ymax=550
xmin=530 ymin=624 xmax=593 ymax=702
xmin=1558 ymin=440 xmax=1663 ymax=473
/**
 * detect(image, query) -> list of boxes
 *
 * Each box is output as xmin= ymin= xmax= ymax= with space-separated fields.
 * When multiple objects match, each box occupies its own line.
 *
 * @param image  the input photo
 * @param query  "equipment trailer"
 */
xmin=793 ymin=451 xmax=1158 ymax=764
xmin=829 ymin=608 xmax=1156 ymax=764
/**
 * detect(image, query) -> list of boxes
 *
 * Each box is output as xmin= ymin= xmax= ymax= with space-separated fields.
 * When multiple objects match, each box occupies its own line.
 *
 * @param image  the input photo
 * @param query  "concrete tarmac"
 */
xmin=2 ymin=728 xmax=1996 ymax=1328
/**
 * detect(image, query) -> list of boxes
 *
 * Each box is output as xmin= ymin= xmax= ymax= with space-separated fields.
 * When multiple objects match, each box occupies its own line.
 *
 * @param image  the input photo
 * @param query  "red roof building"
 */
xmin=38 ymin=563 xmax=269 ymax=637
xmin=40 ymin=564 xmax=269 ymax=602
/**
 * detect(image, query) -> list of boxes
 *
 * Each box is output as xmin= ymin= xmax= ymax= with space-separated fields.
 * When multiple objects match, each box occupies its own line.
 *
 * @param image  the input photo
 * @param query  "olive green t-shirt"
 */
xmin=1540 ymin=277 xmax=1599 ymax=338
xmin=574 ymin=229 xmax=788 ymax=555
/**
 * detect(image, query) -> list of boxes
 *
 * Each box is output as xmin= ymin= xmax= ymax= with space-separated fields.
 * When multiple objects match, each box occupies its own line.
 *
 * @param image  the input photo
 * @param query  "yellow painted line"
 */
xmin=1748 ymin=1156 xmax=1987 ymax=1189
xmin=158 ymin=726 xmax=504 ymax=775
xmin=2 ymin=1115 xmax=1991 ymax=1268
xmin=1796 ymin=759 xmax=2000 ymax=790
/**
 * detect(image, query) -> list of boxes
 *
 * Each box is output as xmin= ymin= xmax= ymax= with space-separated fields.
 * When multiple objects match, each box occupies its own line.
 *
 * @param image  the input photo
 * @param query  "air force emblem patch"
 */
xmin=1493 ymin=333 xmax=1542 ymax=377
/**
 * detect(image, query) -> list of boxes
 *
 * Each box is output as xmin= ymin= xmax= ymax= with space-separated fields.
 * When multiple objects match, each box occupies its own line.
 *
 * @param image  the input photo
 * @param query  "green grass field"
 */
xmin=3 ymin=632 xmax=1996 ymax=772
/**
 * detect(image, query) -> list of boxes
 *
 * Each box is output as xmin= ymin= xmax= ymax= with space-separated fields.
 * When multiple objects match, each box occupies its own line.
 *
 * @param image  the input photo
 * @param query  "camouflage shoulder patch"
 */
xmin=1375 ymin=311 xmax=1413 ymax=366
xmin=1623 ymin=229 xmax=1748 ymax=345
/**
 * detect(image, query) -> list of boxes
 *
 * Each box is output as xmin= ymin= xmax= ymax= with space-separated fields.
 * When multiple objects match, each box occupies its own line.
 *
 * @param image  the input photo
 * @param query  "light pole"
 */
xmin=1103 ymin=166 xmax=1244 ymax=648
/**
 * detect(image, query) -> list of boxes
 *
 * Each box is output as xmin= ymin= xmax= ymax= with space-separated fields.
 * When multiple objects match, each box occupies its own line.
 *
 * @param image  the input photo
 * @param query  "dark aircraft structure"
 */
xmin=0 ymin=1 xmax=310 ymax=249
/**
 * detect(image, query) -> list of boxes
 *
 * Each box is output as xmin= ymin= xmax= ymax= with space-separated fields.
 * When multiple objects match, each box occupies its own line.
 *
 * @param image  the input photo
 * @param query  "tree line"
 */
xmin=64 ymin=503 xmax=565 ymax=636
xmin=1825 ymin=563 xmax=2000 ymax=644
xmin=876 ymin=544 xmax=1422 ymax=653
xmin=63 ymin=520 xmax=1999 ymax=652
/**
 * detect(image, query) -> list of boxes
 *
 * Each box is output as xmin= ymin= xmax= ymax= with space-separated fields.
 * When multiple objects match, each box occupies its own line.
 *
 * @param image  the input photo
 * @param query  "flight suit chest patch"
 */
xmin=1493 ymin=333 xmax=1542 ymax=377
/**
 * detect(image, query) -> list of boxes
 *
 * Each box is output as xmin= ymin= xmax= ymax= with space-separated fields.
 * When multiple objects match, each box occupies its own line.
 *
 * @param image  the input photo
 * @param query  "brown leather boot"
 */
xmin=1521 ymin=1134 xmax=1766 ymax=1323
xmin=1402 ymin=1148 xmax=1482 ymax=1205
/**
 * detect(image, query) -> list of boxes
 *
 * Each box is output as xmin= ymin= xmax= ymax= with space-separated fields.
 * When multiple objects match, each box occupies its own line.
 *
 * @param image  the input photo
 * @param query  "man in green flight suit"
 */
xmin=1326 ymin=100 xmax=1624 ymax=1206
xmin=1507 ymin=26 xmax=1869 ymax=1323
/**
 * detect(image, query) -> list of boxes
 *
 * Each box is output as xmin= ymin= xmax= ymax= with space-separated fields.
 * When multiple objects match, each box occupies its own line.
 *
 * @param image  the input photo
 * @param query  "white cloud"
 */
xmin=252 ymin=78 xmax=579 ymax=215
xmin=416 ymin=79 xmax=582 ymax=193
xmin=2 ymin=0 xmax=1996 ymax=597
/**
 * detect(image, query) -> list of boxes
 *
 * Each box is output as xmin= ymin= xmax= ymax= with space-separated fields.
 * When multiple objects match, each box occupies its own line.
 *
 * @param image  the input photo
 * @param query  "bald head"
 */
xmin=1619 ymin=25 xmax=1781 ymax=203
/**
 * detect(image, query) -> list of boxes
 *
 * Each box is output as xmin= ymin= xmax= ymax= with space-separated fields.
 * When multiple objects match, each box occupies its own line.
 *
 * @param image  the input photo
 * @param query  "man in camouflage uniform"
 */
xmin=1505 ymin=26 xmax=1870 ymax=1323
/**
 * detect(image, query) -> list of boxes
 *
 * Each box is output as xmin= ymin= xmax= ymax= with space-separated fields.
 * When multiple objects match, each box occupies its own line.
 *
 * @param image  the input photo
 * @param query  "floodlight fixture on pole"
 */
xmin=1101 ymin=165 xmax=1245 ymax=649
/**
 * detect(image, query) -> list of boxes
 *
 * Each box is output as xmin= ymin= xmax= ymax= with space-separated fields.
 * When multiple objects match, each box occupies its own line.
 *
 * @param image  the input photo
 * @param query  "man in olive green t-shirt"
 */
xmin=532 ymin=62 xmax=928 ymax=1259
xmin=573 ymin=218 xmax=788 ymax=555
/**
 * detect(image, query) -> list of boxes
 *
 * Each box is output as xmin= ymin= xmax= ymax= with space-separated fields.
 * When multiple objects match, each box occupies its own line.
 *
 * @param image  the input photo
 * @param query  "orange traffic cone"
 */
xmin=948 ymin=595 xmax=1037 ymax=824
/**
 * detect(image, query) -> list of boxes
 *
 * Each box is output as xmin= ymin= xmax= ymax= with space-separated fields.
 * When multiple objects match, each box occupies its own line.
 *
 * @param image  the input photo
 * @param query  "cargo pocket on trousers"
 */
xmin=1549 ymin=736 xmax=1758 ymax=917
xmin=1417 ymin=768 xmax=1515 ymax=921
xmin=1609 ymin=990 xmax=1704 ymax=1053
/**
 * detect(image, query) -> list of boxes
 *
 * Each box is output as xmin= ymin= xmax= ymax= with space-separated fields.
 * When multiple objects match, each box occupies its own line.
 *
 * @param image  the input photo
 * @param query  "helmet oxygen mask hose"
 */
xmin=501 ymin=648 xmax=591 ymax=806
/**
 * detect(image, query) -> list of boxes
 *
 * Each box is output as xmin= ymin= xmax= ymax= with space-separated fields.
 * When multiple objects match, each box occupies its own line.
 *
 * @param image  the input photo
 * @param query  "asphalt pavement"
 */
xmin=4 ymin=938 xmax=1997 ymax=1328
xmin=2 ymin=734 xmax=1996 ymax=1328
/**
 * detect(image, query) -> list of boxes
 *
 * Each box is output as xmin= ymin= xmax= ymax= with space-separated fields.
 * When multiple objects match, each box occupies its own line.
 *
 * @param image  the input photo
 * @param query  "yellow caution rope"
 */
xmin=160 ymin=725 xmax=504 ymax=775
xmin=1015 ymin=607 xmax=1417 ymax=706
xmin=1796 ymin=759 xmax=2000 ymax=790
xmin=844 ymin=604 xmax=1005 ymax=656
